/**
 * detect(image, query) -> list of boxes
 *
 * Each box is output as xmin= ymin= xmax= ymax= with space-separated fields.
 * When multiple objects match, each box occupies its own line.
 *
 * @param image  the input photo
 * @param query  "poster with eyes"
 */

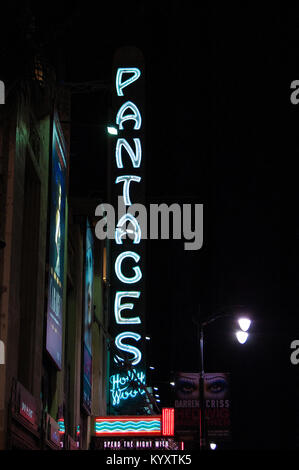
xmin=174 ymin=372 xmax=200 ymax=431
xmin=174 ymin=372 xmax=231 ymax=440
xmin=204 ymin=373 xmax=231 ymax=441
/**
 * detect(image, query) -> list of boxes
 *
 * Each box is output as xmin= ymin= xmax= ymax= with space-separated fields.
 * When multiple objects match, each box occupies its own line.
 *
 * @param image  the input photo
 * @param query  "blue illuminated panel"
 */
xmin=46 ymin=112 xmax=67 ymax=370
xmin=82 ymin=219 xmax=94 ymax=413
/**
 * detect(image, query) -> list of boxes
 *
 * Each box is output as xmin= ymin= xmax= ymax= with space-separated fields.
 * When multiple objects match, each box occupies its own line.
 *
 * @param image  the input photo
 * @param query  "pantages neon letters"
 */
xmin=114 ymin=67 xmax=142 ymax=358
xmin=109 ymin=50 xmax=146 ymax=412
xmin=114 ymin=67 xmax=143 ymax=359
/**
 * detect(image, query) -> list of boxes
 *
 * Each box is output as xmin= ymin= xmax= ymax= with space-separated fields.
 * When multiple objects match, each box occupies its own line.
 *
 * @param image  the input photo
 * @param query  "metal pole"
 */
xmin=194 ymin=305 xmax=207 ymax=450
xmin=199 ymin=325 xmax=206 ymax=450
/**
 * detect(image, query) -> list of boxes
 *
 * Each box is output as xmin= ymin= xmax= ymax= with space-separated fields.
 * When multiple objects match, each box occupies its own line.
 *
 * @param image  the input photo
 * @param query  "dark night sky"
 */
xmin=2 ymin=1 xmax=298 ymax=450
xmin=66 ymin=3 xmax=285 ymax=450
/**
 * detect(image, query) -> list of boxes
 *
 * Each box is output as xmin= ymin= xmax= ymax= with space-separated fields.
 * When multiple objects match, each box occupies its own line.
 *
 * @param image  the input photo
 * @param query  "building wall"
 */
xmin=91 ymin=237 xmax=107 ymax=441
xmin=63 ymin=211 xmax=84 ymax=441
xmin=0 ymin=75 xmax=107 ymax=450
xmin=0 ymin=81 xmax=52 ymax=448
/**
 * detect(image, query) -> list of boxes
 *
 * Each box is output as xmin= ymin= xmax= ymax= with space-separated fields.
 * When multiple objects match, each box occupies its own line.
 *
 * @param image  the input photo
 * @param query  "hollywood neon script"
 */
xmin=110 ymin=67 xmax=145 ymax=406
xmin=110 ymin=370 xmax=146 ymax=406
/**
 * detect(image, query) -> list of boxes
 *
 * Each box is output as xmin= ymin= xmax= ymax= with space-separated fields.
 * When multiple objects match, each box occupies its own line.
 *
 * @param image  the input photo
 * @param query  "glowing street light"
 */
xmin=235 ymin=330 xmax=249 ymax=344
xmin=238 ymin=317 xmax=251 ymax=332
xmin=235 ymin=317 xmax=252 ymax=344
xmin=210 ymin=442 xmax=217 ymax=450
xmin=107 ymin=125 xmax=118 ymax=135
xmin=193 ymin=307 xmax=253 ymax=450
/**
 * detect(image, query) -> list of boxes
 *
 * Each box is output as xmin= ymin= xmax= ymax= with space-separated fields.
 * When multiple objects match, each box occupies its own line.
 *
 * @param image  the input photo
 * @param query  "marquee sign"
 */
xmin=94 ymin=409 xmax=174 ymax=437
xmin=108 ymin=47 xmax=146 ymax=414
xmin=94 ymin=439 xmax=177 ymax=450
xmin=95 ymin=416 xmax=161 ymax=437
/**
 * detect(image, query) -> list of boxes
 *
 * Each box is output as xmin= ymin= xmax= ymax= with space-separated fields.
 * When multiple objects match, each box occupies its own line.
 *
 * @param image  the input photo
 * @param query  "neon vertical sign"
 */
xmin=108 ymin=47 xmax=146 ymax=413
xmin=162 ymin=408 xmax=175 ymax=436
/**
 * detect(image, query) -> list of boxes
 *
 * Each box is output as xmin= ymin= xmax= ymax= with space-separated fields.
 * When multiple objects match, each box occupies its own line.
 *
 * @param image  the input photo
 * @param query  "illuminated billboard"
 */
xmin=94 ymin=409 xmax=174 ymax=437
xmin=174 ymin=372 xmax=200 ymax=431
xmin=108 ymin=47 xmax=146 ymax=414
xmin=95 ymin=416 xmax=161 ymax=437
xmin=82 ymin=219 xmax=94 ymax=413
xmin=174 ymin=372 xmax=231 ymax=440
xmin=46 ymin=111 xmax=67 ymax=369
xmin=204 ymin=372 xmax=231 ymax=440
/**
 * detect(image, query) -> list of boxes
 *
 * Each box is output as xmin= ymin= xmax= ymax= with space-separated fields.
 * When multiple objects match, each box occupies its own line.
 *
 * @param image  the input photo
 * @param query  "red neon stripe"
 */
xmin=166 ymin=409 xmax=169 ymax=436
xmin=95 ymin=431 xmax=161 ymax=437
xmin=161 ymin=408 xmax=174 ymax=436
xmin=165 ymin=409 xmax=167 ymax=435
xmin=171 ymin=408 xmax=174 ymax=435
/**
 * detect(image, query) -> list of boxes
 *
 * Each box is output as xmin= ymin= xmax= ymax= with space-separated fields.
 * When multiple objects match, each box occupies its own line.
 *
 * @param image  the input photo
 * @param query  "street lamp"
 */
xmin=107 ymin=125 xmax=118 ymax=135
xmin=194 ymin=308 xmax=252 ymax=450
xmin=235 ymin=330 xmax=249 ymax=344
xmin=235 ymin=317 xmax=251 ymax=344
xmin=60 ymin=121 xmax=118 ymax=136
xmin=238 ymin=317 xmax=251 ymax=332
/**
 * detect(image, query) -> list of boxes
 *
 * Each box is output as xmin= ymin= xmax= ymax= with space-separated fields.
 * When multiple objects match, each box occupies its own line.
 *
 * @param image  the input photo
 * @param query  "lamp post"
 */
xmin=194 ymin=307 xmax=252 ymax=450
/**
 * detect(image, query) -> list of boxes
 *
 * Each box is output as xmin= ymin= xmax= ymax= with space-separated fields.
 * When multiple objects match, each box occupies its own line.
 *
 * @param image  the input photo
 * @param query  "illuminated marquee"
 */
xmin=108 ymin=47 xmax=146 ymax=413
xmin=94 ymin=410 xmax=174 ymax=437
xmin=95 ymin=417 xmax=161 ymax=436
